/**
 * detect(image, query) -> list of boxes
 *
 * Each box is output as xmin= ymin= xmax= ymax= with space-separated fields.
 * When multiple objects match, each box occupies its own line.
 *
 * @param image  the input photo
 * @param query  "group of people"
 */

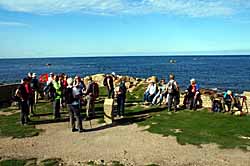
xmin=15 ymin=71 xmax=244 ymax=132
xmin=144 ymin=74 xmax=202 ymax=112
xmin=211 ymin=90 xmax=243 ymax=113
xmin=15 ymin=72 xmax=127 ymax=133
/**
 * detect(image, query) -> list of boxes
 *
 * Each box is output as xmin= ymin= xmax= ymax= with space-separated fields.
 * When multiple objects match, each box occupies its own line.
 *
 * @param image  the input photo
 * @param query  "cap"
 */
xmin=190 ymin=78 xmax=196 ymax=83
xmin=32 ymin=73 xmax=36 ymax=78
xmin=67 ymin=77 xmax=73 ymax=85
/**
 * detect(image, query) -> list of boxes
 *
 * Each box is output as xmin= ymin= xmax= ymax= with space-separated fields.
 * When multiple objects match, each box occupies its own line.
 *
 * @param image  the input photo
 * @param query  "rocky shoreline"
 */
xmin=1 ymin=73 xmax=250 ymax=112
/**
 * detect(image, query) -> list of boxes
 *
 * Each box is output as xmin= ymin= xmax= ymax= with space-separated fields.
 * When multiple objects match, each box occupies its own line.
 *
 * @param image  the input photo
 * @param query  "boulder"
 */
xmin=87 ymin=74 xmax=105 ymax=86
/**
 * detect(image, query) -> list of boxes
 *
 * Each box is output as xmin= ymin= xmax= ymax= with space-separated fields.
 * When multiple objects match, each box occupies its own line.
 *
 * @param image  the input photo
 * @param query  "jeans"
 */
xmin=107 ymin=87 xmax=114 ymax=99
xmin=152 ymin=91 xmax=164 ymax=105
xmin=117 ymin=95 xmax=125 ymax=116
xmin=168 ymin=93 xmax=178 ymax=111
xmin=28 ymin=97 xmax=35 ymax=115
xmin=53 ymin=99 xmax=61 ymax=119
xmin=86 ymin=95 xmax=95 ymax=117
xmin=67 ymin=104 xmax=83 ymax=130
xmin=20 ymin=100 xmax=29 ymax=124
xmin=144 ymin=92 xmax=155 ymax=102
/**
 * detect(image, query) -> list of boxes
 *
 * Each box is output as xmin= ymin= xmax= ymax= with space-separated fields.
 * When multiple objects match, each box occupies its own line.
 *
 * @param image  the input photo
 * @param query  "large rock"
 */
xmin=84 ymin=74 xmax=105 ymax=86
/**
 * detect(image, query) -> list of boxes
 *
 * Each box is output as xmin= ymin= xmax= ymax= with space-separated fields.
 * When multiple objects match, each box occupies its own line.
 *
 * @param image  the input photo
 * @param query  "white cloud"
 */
xmin=0 ymin=0 xmax=249 ymax=17
xmin=0 ymin=21 xmax=29 ymax=27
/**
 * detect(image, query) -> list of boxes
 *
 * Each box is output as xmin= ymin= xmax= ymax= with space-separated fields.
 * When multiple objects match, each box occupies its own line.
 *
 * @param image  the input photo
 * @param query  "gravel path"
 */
xmin=0 ymin=120 xmax=250 ymax=166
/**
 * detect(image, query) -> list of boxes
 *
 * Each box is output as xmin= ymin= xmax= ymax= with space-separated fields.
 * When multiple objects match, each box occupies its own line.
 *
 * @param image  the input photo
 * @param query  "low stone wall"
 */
xmin=0 ymin=83 xmax=19 ymax=107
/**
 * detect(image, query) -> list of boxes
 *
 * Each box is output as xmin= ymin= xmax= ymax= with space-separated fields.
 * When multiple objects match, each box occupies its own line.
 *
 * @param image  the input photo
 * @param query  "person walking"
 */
xmin=65 ymin=77 xmax=84 ymax=133
xmin=166 ymin=74 xmax=179 ymax=112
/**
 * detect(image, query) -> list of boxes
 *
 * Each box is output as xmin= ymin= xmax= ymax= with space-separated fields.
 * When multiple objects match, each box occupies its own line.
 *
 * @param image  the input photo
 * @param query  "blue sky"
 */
xmin=0 ymin=0 xmax=250 ymax=58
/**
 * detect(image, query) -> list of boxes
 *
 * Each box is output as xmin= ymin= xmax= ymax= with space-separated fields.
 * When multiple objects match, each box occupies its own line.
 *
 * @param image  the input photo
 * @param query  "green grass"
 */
xmin=40 ymin=158 xmax=61 ymax=166
xmin=0 ymin=101 xmax=53 ymax=138
xmin=0 ymin=159 xmax=27 ymax=166
xmin=126 ymin=84 xmax=146 ymax=102
xmin=0 ymin=113 xmax=42 ymax=138
xmin=0 ymin=158 xmax=60 ymax=166
xmin=138 ymin=109 xmax=250 ymax=150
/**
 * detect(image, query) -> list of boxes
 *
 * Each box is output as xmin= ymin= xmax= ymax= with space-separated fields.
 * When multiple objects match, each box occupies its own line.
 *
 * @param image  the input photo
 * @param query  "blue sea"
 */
xmin=0 ymin=56 xmax=250 ymax=92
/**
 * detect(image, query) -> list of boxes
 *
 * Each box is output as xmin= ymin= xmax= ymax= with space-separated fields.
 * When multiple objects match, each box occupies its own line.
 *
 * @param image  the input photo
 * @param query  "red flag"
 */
xmin=39 ymin=73 xmax=48 ymax=83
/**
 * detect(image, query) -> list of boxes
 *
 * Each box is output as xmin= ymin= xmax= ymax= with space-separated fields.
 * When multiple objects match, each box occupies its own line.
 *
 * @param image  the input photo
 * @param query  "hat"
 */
xmin=227 ymin=90 xmax=232 ymax=95
xmin=32 ymin=73 xmax=36 ymax=78
xmin=190 ymin=78 xmax=196 ymax=83
xmin=111 ymin=72 xmax=116 ymax=76
xmin=67 ymin=78 xmax=73 ymax=85
xmin=149 ymin=79 xmax=155 ymax=83
xmin=49 ymin=72 xmax=54 ymax=75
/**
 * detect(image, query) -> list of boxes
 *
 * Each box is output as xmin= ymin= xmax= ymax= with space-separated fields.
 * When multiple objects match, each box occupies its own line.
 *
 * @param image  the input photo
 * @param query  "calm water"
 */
xmin=0 ymin=56 xmax=250 ymax=92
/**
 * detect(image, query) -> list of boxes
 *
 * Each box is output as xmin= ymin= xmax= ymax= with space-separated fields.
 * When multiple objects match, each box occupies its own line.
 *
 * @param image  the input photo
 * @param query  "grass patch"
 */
xmin=0 ymin=113 xmax=42 ymax=138
xmin=40 ymin=158 xmax=61 ymax=166
xmin=138 ymin=109 xmax=250 ymax=150
xmin=126 ymin=84 xmax=146 ymax=103
xmin=0 ymin=159 xmax=27 ymax=166
xmin=99 ymin=86 xmax=107 ymax=97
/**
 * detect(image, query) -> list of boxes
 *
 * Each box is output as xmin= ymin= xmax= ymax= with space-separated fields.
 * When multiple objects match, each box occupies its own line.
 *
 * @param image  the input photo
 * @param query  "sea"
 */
xmin=0 ymin=55 xmax=250 ymax=93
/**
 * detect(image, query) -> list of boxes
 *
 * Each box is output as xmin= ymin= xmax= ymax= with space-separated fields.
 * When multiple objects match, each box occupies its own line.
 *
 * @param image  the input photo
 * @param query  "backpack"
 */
xmin=167 ymin=80 xmax=177 ymax=94
xmin=103 ymin=77 xmax=107 ymax=86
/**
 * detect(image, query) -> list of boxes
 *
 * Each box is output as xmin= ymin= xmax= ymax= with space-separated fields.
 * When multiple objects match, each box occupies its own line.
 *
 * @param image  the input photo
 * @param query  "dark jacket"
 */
xmin=18 ymin=83 xmax=29 ymax=101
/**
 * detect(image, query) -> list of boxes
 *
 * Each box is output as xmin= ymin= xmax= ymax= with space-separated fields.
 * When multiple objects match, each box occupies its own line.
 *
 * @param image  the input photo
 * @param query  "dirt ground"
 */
xmin=0 ymin=120 xmax=250 ymax=166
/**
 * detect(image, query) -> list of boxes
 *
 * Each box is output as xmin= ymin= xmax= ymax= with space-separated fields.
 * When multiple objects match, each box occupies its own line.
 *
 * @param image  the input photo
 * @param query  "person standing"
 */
xmin=65 ymin=77 xmax=84 ymax=133
xmin=52 ymin=75 xmax=62 ymax=119
xmin=116 ymin=79 xmax=127 ymax=118
xmin=17 ymin=78 xmax=30 ymax=125
xmin=103 ymin=73 xmax=114 ymax=98
xmin=85 ymin=77 xmax=99 ymax=118
xmin=31 ymin=73 xmax=39 ymax=104
xmin=166 ymin=74 xmax=179 ymax=112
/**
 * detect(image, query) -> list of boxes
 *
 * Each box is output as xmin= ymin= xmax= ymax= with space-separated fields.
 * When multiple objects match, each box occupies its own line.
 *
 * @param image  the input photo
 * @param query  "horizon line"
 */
xmin=1 ymin=54 xmax=250 ymax=59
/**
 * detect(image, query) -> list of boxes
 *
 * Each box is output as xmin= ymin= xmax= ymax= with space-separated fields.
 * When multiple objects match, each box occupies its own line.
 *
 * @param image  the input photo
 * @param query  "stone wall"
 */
xmin=0 ymin=84 xmax=19 ymax=107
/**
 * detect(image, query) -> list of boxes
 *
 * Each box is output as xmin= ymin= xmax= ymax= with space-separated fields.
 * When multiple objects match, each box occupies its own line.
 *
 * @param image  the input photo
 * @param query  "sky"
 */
xmin=0 ymin=0 xmax=250 ymax=58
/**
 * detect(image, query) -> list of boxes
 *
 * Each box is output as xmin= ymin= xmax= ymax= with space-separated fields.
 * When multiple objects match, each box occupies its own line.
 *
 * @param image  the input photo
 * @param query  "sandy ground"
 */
xmin=1 ymin=120 xmax=250 ymax=166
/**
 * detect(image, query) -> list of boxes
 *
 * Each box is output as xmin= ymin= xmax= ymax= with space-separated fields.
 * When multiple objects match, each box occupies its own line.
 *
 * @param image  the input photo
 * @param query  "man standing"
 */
xmin=31 ymin=73 xmax=39 ymax=104
xmin=17 ymin=78 xmax=30 ymax=125
xmin=103 ymin=73 xmax=114 ymax=98
xmin=116 ymin=79 xmax=127 ymax=118
xmin=166 ymin=74 xmax=179 ymax=112
xmin=85 ymin=77 xmax=99 ymax=118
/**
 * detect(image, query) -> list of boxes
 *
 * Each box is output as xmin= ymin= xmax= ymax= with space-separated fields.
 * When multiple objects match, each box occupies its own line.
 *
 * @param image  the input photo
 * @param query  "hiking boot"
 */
xmin=72 ymin=128 xmax=78 ymax=132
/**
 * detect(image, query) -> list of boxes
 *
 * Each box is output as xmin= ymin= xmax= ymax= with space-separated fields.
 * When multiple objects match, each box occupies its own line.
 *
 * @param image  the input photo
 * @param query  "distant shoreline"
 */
xmin=1 ymin=54 xmax=250 ymax=60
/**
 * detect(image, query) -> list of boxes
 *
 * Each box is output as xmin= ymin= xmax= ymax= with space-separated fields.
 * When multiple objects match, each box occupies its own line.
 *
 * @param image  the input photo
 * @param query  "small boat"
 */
xmin=169 ymin=59 xmax=176 ymax=64
xmin=46 ymin=63 xmax=52 ymax=66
